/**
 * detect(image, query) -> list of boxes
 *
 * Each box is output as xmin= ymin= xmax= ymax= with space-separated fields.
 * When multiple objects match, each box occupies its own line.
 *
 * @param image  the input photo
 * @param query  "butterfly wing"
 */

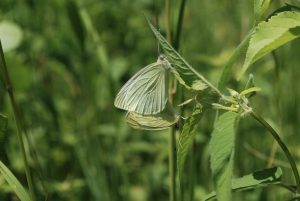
xmin=114 ymin=62 xmax=168 ymax=115
xmin=126 ymin=104 xmax=179 ymax=130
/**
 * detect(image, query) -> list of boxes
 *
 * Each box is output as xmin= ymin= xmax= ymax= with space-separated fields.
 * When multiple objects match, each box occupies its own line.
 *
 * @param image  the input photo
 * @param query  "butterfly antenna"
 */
xmin=156 ymin=24 xmax=162 ymax=56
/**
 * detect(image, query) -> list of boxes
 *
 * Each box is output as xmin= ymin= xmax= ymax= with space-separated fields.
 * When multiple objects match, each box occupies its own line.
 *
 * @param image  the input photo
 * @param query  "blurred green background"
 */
xmin=0 ymin=0 xmax=300 ymax=200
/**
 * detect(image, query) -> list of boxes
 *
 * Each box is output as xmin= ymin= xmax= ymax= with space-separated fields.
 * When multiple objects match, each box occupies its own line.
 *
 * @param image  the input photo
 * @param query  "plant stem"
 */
xmin=169 ymin=126 xmax=177 ymax=201
xmin=0 ymin=41 xmax=36 ymax=201
xmin=173 ymin=0 xmax=186 ymax=50
xmin=165 ymin=1 xmax=177 ymax=200
xmin=217 ymin=28 xmax=254 ymax=92
xmin=251 ymin=111 xmax=300 ymax=193
xmin=165 ymin=0 xmax=172 ymax=43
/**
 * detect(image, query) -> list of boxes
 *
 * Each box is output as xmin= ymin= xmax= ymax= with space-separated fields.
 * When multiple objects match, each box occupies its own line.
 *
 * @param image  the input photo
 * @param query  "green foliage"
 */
xmin=146 ymin=18 xmax=220 ymax=94
xmin=202 ymin=167 xmax=282 ymax=201
xmin=66 ymin=1 xmax=86 ymax=49
xmin=0 ymin=161 xmax=31 ymax=201
xmin=177 ymin=104 xmax=202 ymax=182
xmin=254 ymin=0 xmax=271 ymax=22
xmin=240 ymin=11 xmax=300 ymax=78
xmin=209 ymin=112 xmax=238 ymax=201
xmin=0 ymin=115 xmax=31 ymax=201
xmin=0 ymin=1 xmax=300 ymax=201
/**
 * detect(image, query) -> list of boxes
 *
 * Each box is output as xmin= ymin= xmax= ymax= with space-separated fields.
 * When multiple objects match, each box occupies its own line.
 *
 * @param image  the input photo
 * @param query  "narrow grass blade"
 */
xmin=0 ymin=160 xmax=32 ymax=201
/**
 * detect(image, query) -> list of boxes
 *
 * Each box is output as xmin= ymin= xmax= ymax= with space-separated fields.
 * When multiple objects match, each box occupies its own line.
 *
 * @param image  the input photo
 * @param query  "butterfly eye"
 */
xmin=159 ymin=54 xmax=166 ymax=60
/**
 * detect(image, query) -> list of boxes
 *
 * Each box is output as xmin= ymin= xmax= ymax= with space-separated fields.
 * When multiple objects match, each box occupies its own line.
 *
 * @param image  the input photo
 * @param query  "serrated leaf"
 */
xmin=0 ymin=21 xmax=23 ymax=52
xmin=177 ymin=104 xmax=203 ymax=183
xmin=202 ymin=167 xmax=282 ymax=201
xmin=0 ymin=161 xmax=31 ymax=201
xmin=267 ymin=3 xmax=300 ymax=20
xmin=209 ymin=112 xmax=238 ymax=201
xmin=254 ymin=0 xmax=271 ymax=22
xmin=240 ymin=11 xmax=300 ymax=79
xmin=146 ymin=18 xmax=218 ymax=93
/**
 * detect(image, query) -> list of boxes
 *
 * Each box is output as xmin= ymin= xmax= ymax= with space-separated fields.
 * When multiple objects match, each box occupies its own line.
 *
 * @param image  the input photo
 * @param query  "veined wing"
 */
xmin=114 ymin=61 xmax=169 ymax=115
xmin=126 ymin=106 xmax=179 ymax=130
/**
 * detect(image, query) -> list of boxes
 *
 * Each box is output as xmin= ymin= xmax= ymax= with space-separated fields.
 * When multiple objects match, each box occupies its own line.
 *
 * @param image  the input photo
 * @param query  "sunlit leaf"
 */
xmin=209 ymin=112 xmax=238 ymax=201
xmin=0 ymin=21 xmax=23 ymax=52
xmin=202 ymin=167 xmax=282 ymax=201
xmin=177 ymin=104 xmax=202 ymax=183
xmin=240 ymin=11 xmax=300 ymax=79
xmin=0 ymin=161 xmax=31 ymax=201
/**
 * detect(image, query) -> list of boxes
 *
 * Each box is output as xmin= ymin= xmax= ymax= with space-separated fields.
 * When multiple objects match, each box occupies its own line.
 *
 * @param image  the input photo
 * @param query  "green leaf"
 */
xmin=177 ymin=104 xmax=203 ymax=183
xmin=146 ymin=18 xmax=219 ymax=94
xmin=239 ymin=87 xmax=261 ymax=97
xmin=209 ymin=112 xmax=238 ymax=201
xmin=0 ymin=161 xmax=32 ymax=201
xmin=196 ymin=88 xmax=220 ymax=109
xmin=267 ymin=3 xmax=300 ymax=20
xmin=0 ymin=20 xmax=23 ymax=52
xmin=202 ymin=167 xmax=282 ymax=201
xmin=254 ymin=0 xmax=271 ymax=22
xmin=239 ymin=11 xmax=300 ymax=79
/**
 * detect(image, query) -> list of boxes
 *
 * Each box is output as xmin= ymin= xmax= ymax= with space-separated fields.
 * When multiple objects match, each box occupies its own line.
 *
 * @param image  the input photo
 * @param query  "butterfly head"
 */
xmin=157 ymin=54 xmax=172 ymax=69
xmin=158 ymin=54 xmax=167 ymax=61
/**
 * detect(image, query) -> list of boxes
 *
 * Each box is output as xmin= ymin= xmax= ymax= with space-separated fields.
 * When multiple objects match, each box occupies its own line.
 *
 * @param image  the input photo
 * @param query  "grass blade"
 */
xmin=0 ymin=161 xmax=32 ymax=201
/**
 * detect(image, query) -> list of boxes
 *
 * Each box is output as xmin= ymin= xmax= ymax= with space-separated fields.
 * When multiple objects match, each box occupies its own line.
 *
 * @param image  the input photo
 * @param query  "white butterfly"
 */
xmin=125 ymin=106 xmax=179 ymax=130
xmin=114 ymin=55 xmax=171 ymax=115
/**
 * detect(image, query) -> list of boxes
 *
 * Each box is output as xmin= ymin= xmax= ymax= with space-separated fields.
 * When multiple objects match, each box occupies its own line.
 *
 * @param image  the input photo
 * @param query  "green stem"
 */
xmin=0 ymin=41 xmax=36 ymax=201
xmin=173 ymin=0 xmax=186 ymax=50
xmin=169 ymin=126 xmax=177 ymax=201
xmin=165 ymin=1 xmax=177 ymax=200
xmin=165 ymin=0 xmax=172 ymax=43
xmin=251 ymin=111 xmax=300 ymax=193
xmin=217 ymin=28 xmax=254 ymax=91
